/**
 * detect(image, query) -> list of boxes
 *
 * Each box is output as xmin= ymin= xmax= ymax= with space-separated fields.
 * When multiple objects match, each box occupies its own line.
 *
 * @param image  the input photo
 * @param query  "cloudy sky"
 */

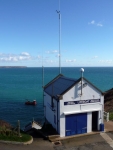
xmin=0 ymin=0 xmax=113 ymax=67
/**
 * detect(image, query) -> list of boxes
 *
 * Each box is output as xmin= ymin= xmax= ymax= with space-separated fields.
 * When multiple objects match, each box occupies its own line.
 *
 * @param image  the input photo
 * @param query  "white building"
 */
xmin=44 ymin=72 xmax=104 ymax=137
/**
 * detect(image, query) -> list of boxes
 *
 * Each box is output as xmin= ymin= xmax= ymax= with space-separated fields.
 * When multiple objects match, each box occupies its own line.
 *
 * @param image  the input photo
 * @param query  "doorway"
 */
xmin=65 ymin=113 xmax=87 ymax=136
xmin=92 ymin=111 xmax=98 ymax=131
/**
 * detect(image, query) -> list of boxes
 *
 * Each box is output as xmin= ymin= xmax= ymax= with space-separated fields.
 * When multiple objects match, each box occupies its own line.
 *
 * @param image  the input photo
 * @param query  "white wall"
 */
xmin=59 ymin=113 xmax=65 ymax=137
xmin=58 ymin=101 xmax=60 ymax=134
xmin=44 ymin=92 xmax=57 ymax=130
xmin=44 ymin=78 xmax=104 ymax=137
xmin=59 ymin=78 xmax=104 ymax=137
xmin=87 ymin=112 xmax=92 ymax=133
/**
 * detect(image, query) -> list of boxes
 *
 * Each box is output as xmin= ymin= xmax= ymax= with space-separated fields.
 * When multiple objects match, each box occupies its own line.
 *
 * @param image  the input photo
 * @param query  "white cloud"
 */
xmin=91 ymin=20 xmax=95 ymax=24
xmin=52 ymin=50 xmax=58 ymax=53
xmin=106 ymin=60 xmax=112 ymax=63
xmin=21 ymin=52 xmax=30 ymax=56
xmin=99 ymin=59 xmax=112 ymax=63
xmin=88 ymin=20 xmax=95 ymax=25
xmin=0 ymin=56 xmax=18 ymax=62
xmin=0 ymin=52 xmax=32 ymax=62
xmin=46 ymin=50 xmax=58 ymax=54
xmin=65 ymin=59 xmax=76 ymax=62
xmin=44 ymin=59 xmax=57 ymax=64
xmin=97 ymin=23 xmax=103 ymax=27
xmin=88 ymin=20 xmax=103 ymax=27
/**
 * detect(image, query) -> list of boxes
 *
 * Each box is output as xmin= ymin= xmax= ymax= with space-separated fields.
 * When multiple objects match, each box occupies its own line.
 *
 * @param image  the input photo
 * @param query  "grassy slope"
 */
xmin=0 ymin=120 xmax=32 ymax=142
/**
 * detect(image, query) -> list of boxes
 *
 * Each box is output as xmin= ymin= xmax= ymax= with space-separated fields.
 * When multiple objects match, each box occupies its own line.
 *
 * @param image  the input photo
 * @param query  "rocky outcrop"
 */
xmin=104 ymin=88 xmax=113 ymax=112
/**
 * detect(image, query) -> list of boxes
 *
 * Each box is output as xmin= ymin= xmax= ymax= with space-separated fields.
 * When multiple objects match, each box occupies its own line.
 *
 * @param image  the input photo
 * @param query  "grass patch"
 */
xmin=0 ymin=132 xmax=32 ymax=142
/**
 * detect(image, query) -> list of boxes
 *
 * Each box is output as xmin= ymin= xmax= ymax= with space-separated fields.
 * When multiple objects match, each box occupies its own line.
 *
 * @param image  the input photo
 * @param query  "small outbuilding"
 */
xmin=44 ymin=70 xmax=104 ymax=137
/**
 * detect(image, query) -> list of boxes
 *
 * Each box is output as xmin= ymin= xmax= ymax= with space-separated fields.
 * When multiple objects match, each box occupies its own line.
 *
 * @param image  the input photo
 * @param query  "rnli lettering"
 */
xmin=64 ymin=99 xmax=100 ymax=105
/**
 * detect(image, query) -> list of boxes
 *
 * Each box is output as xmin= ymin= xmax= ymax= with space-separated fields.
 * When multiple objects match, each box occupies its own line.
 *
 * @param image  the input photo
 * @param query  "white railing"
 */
xmin=104 ymin=111 xmax=109 ymax=122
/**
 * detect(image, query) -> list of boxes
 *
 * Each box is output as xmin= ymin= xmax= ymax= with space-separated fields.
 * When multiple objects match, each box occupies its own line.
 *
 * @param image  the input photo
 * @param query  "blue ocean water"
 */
xmin=0 ymin=67 xmax=113 ymax=129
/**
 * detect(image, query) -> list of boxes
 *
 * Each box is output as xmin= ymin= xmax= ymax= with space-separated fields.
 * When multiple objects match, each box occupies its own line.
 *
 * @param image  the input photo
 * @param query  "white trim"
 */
xmin=81 ymin=102 xmax=101 ymax=106
xmin=63 ymin=109 xmax=101 ymax=115
xmin=87 ymin=112 xmax=92 ymax=133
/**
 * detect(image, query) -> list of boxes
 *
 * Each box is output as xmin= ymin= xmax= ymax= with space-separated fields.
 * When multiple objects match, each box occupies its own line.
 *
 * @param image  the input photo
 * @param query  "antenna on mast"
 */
xmin=80 ymin=68 xmax=84 ymax=95
xmin=56 ymin=0 xmax=61 ymax=74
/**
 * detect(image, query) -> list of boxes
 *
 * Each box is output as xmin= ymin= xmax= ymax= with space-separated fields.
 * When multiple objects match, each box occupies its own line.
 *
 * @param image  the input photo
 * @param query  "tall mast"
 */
xmin=56 ymin=0 xmax=61 ymax=74
xmin=42 ymin=53 xmax=44 ymax=107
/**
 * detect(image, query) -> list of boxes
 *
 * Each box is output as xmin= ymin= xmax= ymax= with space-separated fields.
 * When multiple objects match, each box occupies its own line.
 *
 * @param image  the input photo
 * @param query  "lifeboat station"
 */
xmin=44 ymin=68 xmax=104 ymax=137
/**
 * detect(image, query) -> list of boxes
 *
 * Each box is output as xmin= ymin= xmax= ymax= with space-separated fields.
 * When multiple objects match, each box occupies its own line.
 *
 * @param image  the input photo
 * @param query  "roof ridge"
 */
xmin=61 ymin=76 xmax=77 ymax=82
xmin=44 ymin=74 xmax=64 ymax=88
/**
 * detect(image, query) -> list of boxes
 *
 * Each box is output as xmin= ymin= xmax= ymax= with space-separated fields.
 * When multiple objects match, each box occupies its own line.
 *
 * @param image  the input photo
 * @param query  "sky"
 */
xmin=0 ymin=0 xmax=113 ymax=67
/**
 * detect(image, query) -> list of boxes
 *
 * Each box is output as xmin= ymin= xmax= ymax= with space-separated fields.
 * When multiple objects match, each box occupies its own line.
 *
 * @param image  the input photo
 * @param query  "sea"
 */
xmin=0 ymin=67 xmax=113 ymax=129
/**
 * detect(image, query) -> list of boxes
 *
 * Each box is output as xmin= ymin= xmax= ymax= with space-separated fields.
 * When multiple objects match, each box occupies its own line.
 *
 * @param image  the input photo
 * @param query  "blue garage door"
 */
xmin=65 ymin=113 xmax=87 ymax=136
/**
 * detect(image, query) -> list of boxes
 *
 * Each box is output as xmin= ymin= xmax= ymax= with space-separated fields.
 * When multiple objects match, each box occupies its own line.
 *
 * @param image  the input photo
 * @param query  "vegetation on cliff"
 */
xmin=0 ymin=120 xmax=31 ymax=142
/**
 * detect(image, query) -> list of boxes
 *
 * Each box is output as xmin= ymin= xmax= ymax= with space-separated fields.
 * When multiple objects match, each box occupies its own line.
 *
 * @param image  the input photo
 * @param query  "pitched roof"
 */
xmin=44 ymin=74 xmax=79 ymax=99
xmin=44 ymin=74 xmax=103 ymax=100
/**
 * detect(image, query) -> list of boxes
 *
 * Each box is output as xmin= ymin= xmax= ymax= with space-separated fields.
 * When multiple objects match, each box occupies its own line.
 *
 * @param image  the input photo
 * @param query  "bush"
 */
xmin=109 ymin=112 xmax=113 ymax=120
xmin=0 ymin=120 xmax=32 ymax=142
xmin=0 ymin=130 xmax=6 ymax=136
xmin=0 ymin=120 xmax=12 ymax=129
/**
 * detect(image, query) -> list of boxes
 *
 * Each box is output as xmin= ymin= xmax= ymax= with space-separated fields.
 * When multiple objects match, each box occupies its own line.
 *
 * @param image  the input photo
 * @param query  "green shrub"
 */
xmin=109 ymin=112 xmax=113 ymax=120
xmin=0 ymin=120 xmax=32 ymax=142
xmin=1 ymin=130 xmax=6 ymax=136
xmin=0 ymin=126 xmax=6 ymax=131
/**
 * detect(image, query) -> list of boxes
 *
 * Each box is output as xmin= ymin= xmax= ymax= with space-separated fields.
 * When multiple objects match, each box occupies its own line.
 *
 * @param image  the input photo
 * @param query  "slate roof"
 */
xmin=44 ymin=74 xmax=104 ymax=100
xmin=44 ymin=74 xmax=79 ymax=100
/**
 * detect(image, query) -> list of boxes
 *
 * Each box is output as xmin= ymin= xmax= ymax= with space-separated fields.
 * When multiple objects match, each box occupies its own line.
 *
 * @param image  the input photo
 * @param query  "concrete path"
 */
xmin=59 ymin=133 xmax=113 ymax=150
xmin=100 ymin=132 xmax=113 ymax=148
xmin=1 ymin=131 xmax=113 ymax=150
xmin=0 ymin=138 xmax=54 ymax=150
xmin=0 ymin=135 xmax=113 ymax=150
xmin=104 ymin=121 xmax=113 ymax=132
